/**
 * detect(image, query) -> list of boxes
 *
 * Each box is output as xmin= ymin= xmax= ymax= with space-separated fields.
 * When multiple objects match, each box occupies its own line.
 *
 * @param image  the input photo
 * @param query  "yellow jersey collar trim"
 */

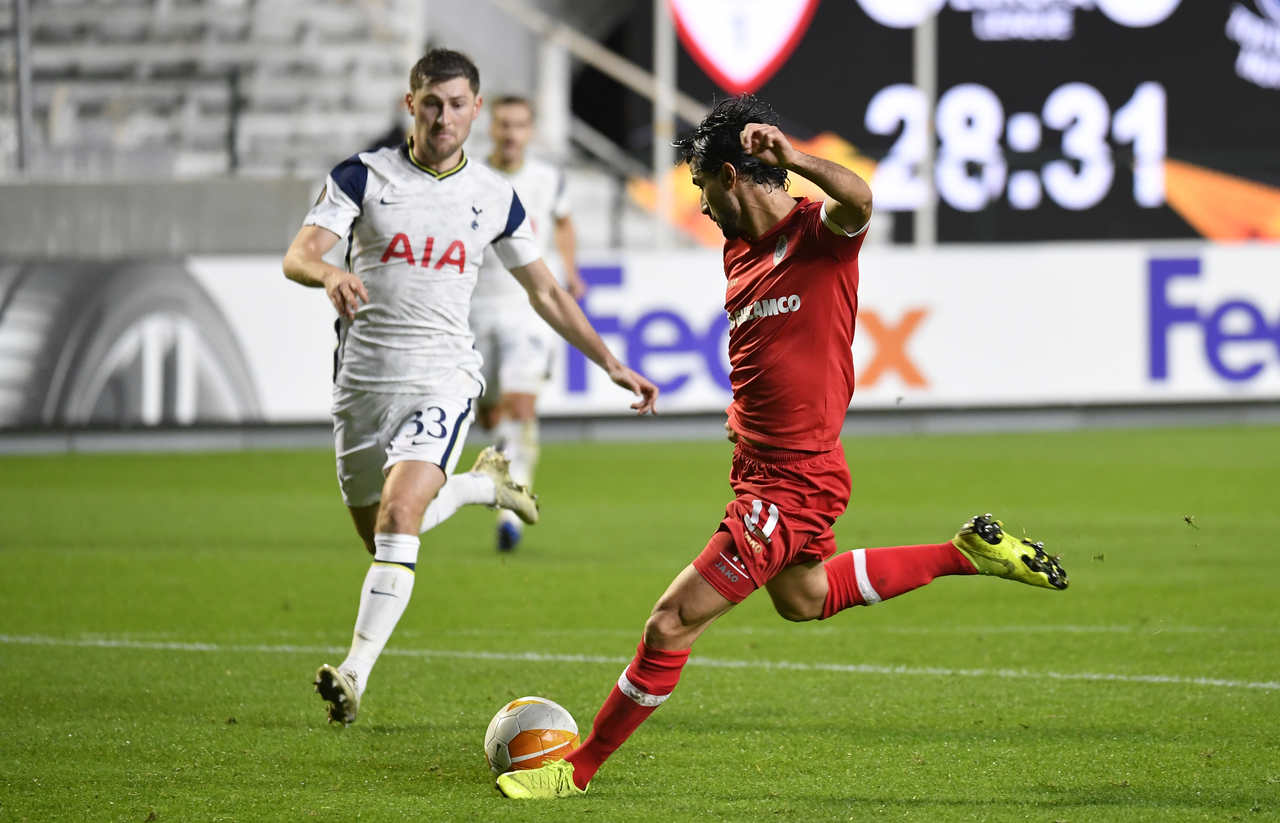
xmin=404 ymin=137 xmax=468 ymax=179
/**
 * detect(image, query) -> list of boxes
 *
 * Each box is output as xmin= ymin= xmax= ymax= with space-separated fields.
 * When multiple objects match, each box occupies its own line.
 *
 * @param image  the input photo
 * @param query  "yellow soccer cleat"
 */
xmin=471 ymin=446 xmax=540 ymax=525
xmin=495 ymin=759 xmax=587 ymax=799
xmin=952 ymin=513 xmax=1068 ymax=590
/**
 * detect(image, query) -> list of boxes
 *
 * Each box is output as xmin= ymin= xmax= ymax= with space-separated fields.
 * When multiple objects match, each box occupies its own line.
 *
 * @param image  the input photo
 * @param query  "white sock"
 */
xmin=339 ymin=533 xmax=419 ymax=696
xmin=419 ymin=472 xmax=496 ymax=533
xmin=494 ymin=419 xmax=520 ymax=457
xmin=497 ymin=418 xmax=540 ymax=488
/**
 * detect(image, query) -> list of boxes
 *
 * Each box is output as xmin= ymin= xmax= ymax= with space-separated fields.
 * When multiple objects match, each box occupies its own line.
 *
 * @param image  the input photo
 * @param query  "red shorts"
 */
xmin=692 ymin=441 xmax=851 ymax=603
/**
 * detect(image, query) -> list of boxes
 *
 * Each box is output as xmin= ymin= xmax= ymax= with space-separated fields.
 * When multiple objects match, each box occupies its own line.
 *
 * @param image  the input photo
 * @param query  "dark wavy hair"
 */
xmin=410 ymin=48 xmax=480 ymax=94
xmin=673 ymin=95 xmax=788 ymax=189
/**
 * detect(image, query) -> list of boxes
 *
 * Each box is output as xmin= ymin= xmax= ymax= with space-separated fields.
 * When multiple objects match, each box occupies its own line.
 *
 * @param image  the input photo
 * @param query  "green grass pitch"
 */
xmin=2 ymin=425 xmax=1278 ymax=822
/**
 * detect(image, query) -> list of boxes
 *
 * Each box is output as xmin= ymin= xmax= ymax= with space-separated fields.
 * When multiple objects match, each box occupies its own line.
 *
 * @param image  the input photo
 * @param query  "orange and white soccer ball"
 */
xmin=483 ymin=696 xmax=580 ymax=774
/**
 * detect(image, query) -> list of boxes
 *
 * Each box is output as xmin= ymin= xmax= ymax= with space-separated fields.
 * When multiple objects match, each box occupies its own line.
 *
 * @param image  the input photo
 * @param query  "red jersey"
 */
xmin=723 ymin=197 xmax=867 ymax=452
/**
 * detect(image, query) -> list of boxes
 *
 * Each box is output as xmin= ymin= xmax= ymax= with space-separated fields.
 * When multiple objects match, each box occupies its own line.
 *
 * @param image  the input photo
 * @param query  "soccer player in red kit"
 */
xmin=497 ymin=95 xmax=1068 ymax=800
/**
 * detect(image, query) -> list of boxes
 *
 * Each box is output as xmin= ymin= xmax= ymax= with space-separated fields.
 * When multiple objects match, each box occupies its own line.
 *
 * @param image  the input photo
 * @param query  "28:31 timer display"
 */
xmin=866 ymin=80 xmax=1165 ymax=213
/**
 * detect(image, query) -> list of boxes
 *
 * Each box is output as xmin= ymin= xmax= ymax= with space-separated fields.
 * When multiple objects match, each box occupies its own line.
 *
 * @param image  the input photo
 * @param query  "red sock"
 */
xmin=821 ymin=542 xmax=976 ymax=618
xmin=564 ymin=641 xmax=689 ymax=789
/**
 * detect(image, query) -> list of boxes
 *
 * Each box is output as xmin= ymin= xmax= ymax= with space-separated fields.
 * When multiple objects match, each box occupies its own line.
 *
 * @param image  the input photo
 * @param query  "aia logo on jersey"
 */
xmin=379 ymin=233 xmax=467 ymax=272
xmin=773 ymin=235 xmax=788 ymax=267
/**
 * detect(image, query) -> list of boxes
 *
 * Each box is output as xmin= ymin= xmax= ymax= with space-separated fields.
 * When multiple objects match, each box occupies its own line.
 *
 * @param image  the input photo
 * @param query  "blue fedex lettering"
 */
xmin=567 ymin=265 xmax=731 ymax=395
xmin=1148 ymin=257 xmax=1280 ymax=382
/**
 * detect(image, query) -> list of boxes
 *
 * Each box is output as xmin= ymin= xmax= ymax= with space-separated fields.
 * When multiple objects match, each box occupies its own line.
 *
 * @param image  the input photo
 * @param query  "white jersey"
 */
xmin=471 ymin=157 xmax=571 ymax=302
xmin=304 ymin=142 xmax=539 ymax=395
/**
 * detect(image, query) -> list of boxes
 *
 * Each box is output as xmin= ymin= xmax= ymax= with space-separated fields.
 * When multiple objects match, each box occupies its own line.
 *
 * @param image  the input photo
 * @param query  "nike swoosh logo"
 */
xmin=380 ymin=197 xmax=402 ymax=205
xmin=409 ymin=439 xmax=436 ymax=446
xmin=370 ymin=589 xmax=398 ymax=597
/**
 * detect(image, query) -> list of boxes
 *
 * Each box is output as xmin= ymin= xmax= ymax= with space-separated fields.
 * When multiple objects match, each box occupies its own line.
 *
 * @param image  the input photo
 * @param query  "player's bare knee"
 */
xmin=774 ymin=602 xmax=819 ymax=622
xmin=771 ymin=593 xmax=822 ymax=622
xmin=375 ymin=498 xmax=421 ymax=534
xmin=642 ymin=606 xmax=688 ymax=648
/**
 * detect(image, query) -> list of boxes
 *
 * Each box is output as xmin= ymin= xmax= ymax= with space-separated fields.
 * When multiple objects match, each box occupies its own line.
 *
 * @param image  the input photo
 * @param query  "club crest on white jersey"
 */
xmin=303 ymin=142 xmax=539 ymax=395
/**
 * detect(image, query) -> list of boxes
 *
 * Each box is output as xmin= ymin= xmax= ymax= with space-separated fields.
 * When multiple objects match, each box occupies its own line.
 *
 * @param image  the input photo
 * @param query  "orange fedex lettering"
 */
xmin=857 ymin=308 xmax=928 ymax=388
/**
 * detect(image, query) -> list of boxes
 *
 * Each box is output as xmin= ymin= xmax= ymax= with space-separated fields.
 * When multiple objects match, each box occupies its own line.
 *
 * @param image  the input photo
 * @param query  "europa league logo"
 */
xmin=854 ymin=0 xmax=1182 ymax=29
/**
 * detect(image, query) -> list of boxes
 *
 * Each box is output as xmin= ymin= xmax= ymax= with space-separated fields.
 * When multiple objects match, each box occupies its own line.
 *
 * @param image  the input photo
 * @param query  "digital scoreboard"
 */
xmin=667 ymin=0 xmax=1280 ymax=242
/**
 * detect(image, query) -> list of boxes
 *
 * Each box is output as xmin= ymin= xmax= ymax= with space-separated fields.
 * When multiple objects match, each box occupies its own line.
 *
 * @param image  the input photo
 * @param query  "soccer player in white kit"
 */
xmin=472 ymin=95 xmax=586 ymax=551
xmin=282 ymin=49 xmax=658 ymax=726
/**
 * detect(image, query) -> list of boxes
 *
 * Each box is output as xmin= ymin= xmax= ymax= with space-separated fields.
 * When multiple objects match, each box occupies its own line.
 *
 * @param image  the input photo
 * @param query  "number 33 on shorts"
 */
xmin=387 ymin=398 xmax=474 ymax=471
xmin=400 ymin=407 xmax=448 ymax=444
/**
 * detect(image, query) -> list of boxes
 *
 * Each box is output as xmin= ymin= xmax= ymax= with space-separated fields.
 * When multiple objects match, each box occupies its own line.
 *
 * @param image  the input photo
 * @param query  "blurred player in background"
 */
xmin=497 ymin=95 xmax=1068 ymax=800
xmin=282 ymin=48 xmax=658 ymax=727
xmin=472 ymin=95 xmax=587 ymax=552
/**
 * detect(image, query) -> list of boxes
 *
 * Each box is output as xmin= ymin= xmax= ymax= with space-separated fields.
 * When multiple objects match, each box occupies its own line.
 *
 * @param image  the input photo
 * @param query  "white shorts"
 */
xmin=331 ymin=386 xmax=475 ymax=507
xmin=471 ymin=300 xmax=555 ymax=404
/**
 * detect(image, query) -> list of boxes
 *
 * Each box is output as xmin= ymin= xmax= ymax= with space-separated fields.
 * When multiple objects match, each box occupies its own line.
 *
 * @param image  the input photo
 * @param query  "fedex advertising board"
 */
xmin=537 ymin=243 xmax=1280 ymax=414
xmin=0 ymin=244 xmax=1274 ymax=429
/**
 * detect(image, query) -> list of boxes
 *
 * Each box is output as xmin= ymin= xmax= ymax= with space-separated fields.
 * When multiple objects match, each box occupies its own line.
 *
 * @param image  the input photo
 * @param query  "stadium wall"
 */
xmin=0 ymin=180 xmax=316 ymax=257
xmin=1 ymin=242 xmax=1277 ymax=442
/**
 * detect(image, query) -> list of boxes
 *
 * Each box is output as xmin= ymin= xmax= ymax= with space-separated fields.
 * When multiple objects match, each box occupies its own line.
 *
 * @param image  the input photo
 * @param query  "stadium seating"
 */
xmin=0 ymin=0 xmax=683 ymax=249
xmin=0 ymin=0 xmax=414 ymax=177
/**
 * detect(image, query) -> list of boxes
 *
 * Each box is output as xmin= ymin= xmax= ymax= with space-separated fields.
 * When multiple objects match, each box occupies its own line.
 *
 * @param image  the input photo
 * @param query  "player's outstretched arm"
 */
xmin=741 ymin=123 xmax=873 ymax=234
xmin=510 ymin=258 xmax=658 ymax=414
xmin=283 ymin=225 xmax=369 ymax=320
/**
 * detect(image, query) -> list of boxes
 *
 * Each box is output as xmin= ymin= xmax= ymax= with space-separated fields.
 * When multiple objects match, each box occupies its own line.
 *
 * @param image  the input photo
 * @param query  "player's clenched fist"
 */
xmin=323 ymin=270 xmax=369 ymax=320
xmin=740 ymin=123 xmax=797 ymax=169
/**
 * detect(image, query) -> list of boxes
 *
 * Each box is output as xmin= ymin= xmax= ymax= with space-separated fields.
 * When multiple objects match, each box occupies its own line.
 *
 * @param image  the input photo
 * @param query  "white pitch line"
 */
xmin=440 ymin=623 xmax=1272 ymax=637
xmin=1 ymin=634 xmax=1277 ymax=692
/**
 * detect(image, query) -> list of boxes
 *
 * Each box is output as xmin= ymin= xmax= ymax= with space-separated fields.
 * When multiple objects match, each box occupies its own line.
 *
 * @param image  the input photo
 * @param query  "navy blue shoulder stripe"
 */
xmin=496 ymin=190 xmax=527 ymax=241
xmin=330 ymin=154 xmax=368 ymax=208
